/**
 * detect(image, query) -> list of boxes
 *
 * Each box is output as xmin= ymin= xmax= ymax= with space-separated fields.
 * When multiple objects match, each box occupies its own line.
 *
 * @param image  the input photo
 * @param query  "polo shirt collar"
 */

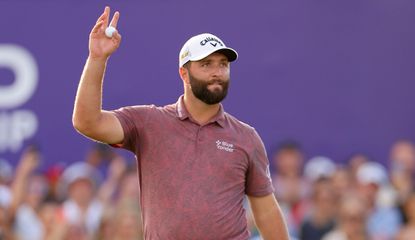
xmin=176 ymin=95 xmax=226 ymax=128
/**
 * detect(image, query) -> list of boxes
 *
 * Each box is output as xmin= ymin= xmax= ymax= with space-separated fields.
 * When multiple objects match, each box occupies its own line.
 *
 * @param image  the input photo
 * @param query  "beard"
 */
xmin=188 ymin=72 xmax=230 ymax=105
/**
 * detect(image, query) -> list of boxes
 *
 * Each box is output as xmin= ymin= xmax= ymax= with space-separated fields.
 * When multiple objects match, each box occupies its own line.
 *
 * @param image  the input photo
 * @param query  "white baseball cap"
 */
xmin=60 ymin=162 xmax=101 ymax=191
xmin=304 ymin=156 xmax=336 ymax=182
xmin=356 ymin=161 xmax=388 ymax=186
xmin=179 ymin=33 xmax=238 ymax=67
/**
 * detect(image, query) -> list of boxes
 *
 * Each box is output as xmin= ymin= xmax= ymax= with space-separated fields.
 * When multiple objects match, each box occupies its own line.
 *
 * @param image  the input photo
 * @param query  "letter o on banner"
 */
xmin=0 ymin=44 xmax=38 ymax=109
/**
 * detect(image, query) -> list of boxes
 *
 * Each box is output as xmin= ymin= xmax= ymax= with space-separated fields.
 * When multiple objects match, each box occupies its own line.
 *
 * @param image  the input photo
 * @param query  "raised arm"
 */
xmin=8 ymin=146 xmax=39 ymax=224
xmin=72 ymin=6 xmax=123 ymax=144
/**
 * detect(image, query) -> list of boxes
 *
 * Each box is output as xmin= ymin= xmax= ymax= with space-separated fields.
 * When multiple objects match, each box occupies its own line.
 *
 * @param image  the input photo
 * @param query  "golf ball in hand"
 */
xmin=105 ymin=26 xmax=117 ymax=38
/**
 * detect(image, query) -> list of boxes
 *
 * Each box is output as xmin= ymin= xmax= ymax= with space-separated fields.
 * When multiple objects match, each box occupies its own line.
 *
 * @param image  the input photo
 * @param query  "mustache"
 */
xmin=207 ymin=79 xmax=227 ymax=85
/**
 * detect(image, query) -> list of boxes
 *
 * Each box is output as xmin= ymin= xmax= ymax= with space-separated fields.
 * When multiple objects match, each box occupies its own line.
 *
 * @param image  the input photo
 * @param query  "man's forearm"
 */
xmin=249 ymin=194 xmax=290 ymax=240
xmin=256 ymin=205 xmax=289 ymax=240
xmin=73 ymin=57 xmax=108 ymax=133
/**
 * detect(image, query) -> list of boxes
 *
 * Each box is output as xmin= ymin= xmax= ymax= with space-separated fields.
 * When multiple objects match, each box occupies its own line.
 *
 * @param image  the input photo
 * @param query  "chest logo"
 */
xmin=216 ymin=140 xmax=234 ymax=153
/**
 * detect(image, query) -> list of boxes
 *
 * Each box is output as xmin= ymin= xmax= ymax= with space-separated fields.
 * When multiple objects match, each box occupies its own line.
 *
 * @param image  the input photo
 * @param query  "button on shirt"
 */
xmin=112 ymin=96 xmax=274 ymax=240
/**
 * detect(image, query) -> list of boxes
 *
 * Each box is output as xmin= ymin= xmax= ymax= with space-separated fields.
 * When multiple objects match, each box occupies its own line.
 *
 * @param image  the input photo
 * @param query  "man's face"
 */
xmin=186 ymin=52 xmax=230 ymax=105
xmin=69 ymin=178 xmax=94 ymax=204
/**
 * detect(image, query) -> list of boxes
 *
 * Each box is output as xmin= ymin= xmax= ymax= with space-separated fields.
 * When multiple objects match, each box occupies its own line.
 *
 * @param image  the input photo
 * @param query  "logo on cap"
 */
xmin=180 ymin=50 xmax=190 ymax=61
xmin=200 ymin=37 xmax=224 ymax=47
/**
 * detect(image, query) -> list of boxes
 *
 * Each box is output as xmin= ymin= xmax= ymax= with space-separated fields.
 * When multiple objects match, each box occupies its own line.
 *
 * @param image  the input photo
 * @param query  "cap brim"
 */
xmin=191 ymin=47 xmax=238 ymax=63
xmin=216 ymin=48 xmax=238 ymax=62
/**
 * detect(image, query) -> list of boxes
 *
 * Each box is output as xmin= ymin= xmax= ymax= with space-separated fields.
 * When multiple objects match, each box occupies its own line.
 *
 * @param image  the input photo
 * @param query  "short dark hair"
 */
xmin=182 ymin=61 xmax=191 ymax=69
xmin=276 ymin=140 xmax=302 ymax=153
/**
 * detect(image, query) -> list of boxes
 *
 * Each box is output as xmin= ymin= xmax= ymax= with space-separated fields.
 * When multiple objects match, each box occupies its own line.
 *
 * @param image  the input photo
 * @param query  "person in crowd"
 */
xmin=85 ymin=143 xmax=118 ymax=178
xmin=331 ymin=165 xmax=355 ymax=199
xmin=97 ymin=154 xmax=127 ymax=205
xmin=389 ymin=140 xmax=415 ymax=215
xmin=13 ymin=174 xmax=50 ymax=240
xmin=396 ymin=191 xmax=415 ymax=240
xmin=347 ymin=153 xmax=370 ymax=185
xmin=9 ymin=146 xmax=46 ymax=240
xmin=0 ymin=204 xmax=14 ymax=240
xmin=300 ymin=156 xmax=337 ymax=240
xmin=356 ymin=161 xmax=402 ymax=240
xmin=0 ymin=158 xmax=13 ymax=239
xmin=271 ymin=140 xmax=307 ymax=237
xmin=95 ymin=157 xmax=141 ymax=240
xmin=98 ymin=198 xmax=143 ymax=240
xmin=322 ymin=194 xmax=369 ymax=240
xmin=389 ymin=140 xmax=415 ymax=176
xmin=59 ymin=161 xmax=103 ymax=239
xmin=0 ymin=159 xmax=13 ymax=209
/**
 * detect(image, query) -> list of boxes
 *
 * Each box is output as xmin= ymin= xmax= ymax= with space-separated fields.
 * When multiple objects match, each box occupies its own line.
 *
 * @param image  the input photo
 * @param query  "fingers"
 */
xmin=103 ymin=6 xmax=110 ymax=27
xmin=113 ymin=31 xmax=122 ymax=42
xmin=91 ymin=20 xmax=104 ymax=34
xmin=96 ymin=6 xmax=108 ymax=24
xmin=92 ymin=6 xmax=109 ymax=34
xmin=109 ymin=11 xmax=120 ymax=28
xmin=91 ymin=6 xmax=120 ymax=36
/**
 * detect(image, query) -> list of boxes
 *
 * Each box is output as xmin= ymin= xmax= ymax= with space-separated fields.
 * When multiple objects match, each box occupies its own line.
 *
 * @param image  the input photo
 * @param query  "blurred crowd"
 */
xmin=0 ymin=144 xmax=143 ymax=240
xmin=0 ymin=139 xmax=414 ymax=240
xmin=247 ymin=139 xmax=415 ymax=240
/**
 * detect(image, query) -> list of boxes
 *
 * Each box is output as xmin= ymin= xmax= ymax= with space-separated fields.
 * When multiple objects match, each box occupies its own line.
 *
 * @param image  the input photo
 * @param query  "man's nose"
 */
xmin=211 ymin=65 xmax=227 ymax=77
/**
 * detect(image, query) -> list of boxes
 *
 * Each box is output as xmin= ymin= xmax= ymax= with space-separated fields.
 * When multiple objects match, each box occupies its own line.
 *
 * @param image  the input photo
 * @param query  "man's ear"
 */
xmin=179 ymin=66 xmax=190 ymax=85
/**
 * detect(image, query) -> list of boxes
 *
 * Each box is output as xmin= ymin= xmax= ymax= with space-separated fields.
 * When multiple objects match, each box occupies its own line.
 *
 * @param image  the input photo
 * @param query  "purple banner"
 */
xmin=1 ymin=1 xmax=414 ymax=168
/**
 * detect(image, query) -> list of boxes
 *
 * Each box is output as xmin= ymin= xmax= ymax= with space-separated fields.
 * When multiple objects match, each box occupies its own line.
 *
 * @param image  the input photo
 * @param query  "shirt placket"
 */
xmin=195 ymin=125 xmax=203 ymax=158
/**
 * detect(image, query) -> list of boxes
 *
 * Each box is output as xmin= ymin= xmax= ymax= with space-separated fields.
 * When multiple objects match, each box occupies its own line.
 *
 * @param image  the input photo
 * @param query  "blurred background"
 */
xmin=1 ymin=1 xmax=415 ymax=239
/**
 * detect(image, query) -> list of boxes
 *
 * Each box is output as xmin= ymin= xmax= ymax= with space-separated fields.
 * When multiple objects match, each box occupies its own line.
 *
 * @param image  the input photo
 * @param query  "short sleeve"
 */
xmin=245 ymin=128 xmax=274 ymax=197
xmin=111 ymin=105 xmax=154 ymax=153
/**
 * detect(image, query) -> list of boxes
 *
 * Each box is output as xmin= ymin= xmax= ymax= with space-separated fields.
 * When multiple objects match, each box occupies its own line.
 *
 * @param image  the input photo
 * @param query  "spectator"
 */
xmin=13 ymin=174 xmax=49 ymax=240
xmin=300 ymin=156 xmax=337 ymax=240
xmin=114 ymin=164 xmax=140 ymax=204
xmin=332 ymin=165 xmax=355 ymax=199
xmin=9 ymin=146 xmax=46 ymax=240
xmin=348 ymin=153 xmax=370 ymax=186
xmin=0 ymin=205 xmax=14 ymax=240
xmin=97 ymin=198 xmax=143 ymax=240
xmin=0 ymin=159 xmax=13 ymax=208
xmin=390 ymin=140 xmax=415 ymax=174
xmin=356 ymin=161 xmax=402 ymax=240
xmin=39 ymin=199 xmax=67 ymax=240
xmin=85 ymin=143 xmax=117 ymax=177
xmin=97 ymin=155 xmax=127 ymax=205
xmin=59 ymin=161 xmax=103 ymax=239
xmin=271 ymin=140 xmax=307 ymax=237
xmin=95 ymin=158 xmax=141 ymax=239
xmin=389 ymin=140 xmax=415 ymax=207
xmin=396 ymin=191 xmax=415 ymax=240
xmin=43 ymin=163 xmax=64 ymax=202
xmin=303 ymin=156 xmax=336 ymax=183
xmin=322 ymin=194 xmax=369 ymax=240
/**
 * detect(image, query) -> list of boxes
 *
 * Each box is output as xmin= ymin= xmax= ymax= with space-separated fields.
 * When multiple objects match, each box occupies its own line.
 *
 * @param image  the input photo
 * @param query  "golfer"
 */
xmin=73 ymin=6 xmax=289 ymax=240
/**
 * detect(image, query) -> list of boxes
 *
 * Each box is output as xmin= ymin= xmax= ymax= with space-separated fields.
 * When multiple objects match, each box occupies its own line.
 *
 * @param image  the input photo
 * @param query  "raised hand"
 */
xmin=16 ymin=146 xmax=40 ymax=176
xmin=108 ymin=155 xmax=127 ymax=181
xmin=89 ymin=6 xmax=121 ymax=60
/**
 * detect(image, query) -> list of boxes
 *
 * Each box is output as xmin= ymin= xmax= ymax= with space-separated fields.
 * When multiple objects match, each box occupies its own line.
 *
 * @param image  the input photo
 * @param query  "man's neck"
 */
xmin=183 ymin=93 xmax=221 ymax=125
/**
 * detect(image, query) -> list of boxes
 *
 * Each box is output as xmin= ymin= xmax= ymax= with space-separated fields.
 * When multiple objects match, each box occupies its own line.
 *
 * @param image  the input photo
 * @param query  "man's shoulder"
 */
xmin=119 ymin=102 xmax=176 ymax=114
xmin=223 ymin=112 xmax=255 ymax=133
xmin=111 ymin=102 xmax=178 ymax=127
